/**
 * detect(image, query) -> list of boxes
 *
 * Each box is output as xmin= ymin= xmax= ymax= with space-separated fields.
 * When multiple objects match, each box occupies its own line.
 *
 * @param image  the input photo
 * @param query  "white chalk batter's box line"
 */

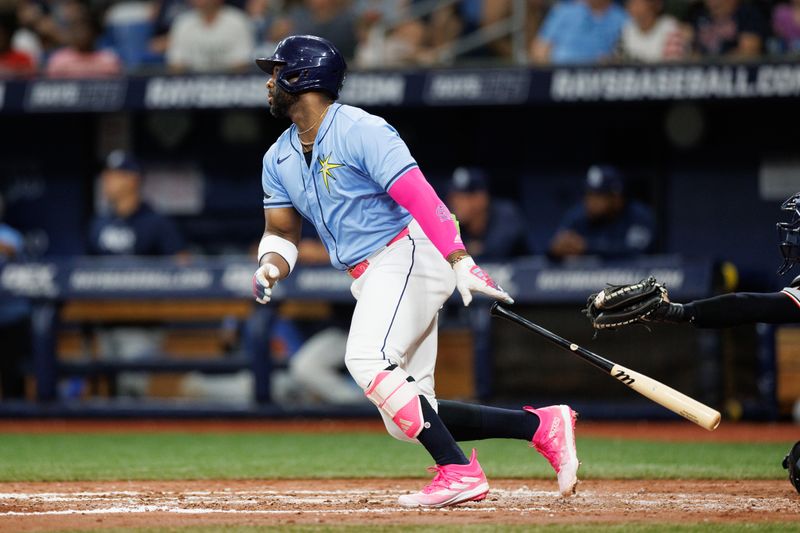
xmin=0 ymin=486 xmax=792 ymax=517
xmin=0 ymin=489 xmax=792 ymax=516
xmin=0 ymin=507 xmax=511 ymax=517
xmin=0 ymin=488 xmax=550 ymax=517
xmin=0 ymin=489 xmax=534 ymax=517
xmin=0 ymin=488 xmax=553 ymax=502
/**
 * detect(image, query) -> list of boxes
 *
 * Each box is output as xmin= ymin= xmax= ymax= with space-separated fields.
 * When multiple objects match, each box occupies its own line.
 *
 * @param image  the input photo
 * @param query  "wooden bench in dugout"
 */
xmin=50 ymin=298 xmax=477 ymax=402
xmin=53 ymin=299 xmax=255 ymax=399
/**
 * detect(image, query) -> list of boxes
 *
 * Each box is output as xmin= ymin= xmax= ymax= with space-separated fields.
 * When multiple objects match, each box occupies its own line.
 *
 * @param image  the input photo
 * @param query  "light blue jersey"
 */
xmin=261 ymin=104 xmax=415 ymax=270
xmin=538 ymin=0 xmax=627 ymax=64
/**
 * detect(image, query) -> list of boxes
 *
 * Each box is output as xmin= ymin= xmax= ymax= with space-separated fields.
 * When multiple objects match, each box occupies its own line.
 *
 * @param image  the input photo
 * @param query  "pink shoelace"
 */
xmin=420 ymin=465 xmax=461 ymax=494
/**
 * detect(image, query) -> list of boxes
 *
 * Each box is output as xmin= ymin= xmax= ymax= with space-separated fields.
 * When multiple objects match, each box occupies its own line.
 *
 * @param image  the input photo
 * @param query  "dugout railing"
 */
xmin=0 ymin=254 xmax=746 ymax=419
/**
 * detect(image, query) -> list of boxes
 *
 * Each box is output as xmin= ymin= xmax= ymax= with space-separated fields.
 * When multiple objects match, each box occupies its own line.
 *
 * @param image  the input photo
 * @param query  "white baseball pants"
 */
xmin=345 ymin=219 xmax=456 ymax=442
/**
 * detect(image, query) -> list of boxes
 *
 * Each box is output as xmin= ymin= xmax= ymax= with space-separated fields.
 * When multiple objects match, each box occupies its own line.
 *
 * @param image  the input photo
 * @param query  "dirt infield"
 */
xmin=0 ymin=479 xmax=797 ymax=531
xmin=0 ymin=420 xmax=797 ymax=530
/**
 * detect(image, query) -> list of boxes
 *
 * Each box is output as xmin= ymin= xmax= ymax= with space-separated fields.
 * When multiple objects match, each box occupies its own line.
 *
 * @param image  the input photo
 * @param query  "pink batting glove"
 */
xmin=453 ymin=256 xmax=514 ymax=307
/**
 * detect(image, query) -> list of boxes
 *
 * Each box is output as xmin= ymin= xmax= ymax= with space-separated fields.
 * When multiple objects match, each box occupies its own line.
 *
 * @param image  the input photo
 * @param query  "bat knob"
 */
xmin=489 ymin=302 xmax=501 ymax=316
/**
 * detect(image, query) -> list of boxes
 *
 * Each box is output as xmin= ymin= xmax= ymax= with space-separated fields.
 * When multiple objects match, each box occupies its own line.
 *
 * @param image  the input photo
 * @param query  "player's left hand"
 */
xmin=253 ymin=263 xmax=280 ymax=304
xmin=453 ymin=256 xmax=514 ymax=307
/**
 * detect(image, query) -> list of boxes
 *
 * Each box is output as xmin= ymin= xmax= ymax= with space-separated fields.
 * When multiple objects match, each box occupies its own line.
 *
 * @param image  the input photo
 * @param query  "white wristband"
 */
xmin=258 ymin=234 xmax=298 ymax=273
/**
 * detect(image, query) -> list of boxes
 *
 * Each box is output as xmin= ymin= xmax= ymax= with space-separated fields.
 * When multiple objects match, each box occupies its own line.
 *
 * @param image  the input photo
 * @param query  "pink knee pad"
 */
xmin=364 ymin=367 xmax=425 ymax=439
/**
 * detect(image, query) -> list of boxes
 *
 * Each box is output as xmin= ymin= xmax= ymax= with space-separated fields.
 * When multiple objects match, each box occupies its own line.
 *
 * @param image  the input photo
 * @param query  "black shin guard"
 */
xmin=437 ymin=400 xmax=539 ymax=442
xmin=416 ymin=397 xmax=469 ymax=466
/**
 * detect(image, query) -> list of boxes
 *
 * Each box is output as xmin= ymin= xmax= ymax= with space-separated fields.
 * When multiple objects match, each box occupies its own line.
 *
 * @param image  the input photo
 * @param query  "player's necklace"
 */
xmin=297 ymin=105 xmax=330 ymax=147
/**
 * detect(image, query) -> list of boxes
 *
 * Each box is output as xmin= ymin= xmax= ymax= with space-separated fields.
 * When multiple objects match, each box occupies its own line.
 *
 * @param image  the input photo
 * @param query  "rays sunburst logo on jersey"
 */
xmin=318 ymin=153 xmax=344 ymax=193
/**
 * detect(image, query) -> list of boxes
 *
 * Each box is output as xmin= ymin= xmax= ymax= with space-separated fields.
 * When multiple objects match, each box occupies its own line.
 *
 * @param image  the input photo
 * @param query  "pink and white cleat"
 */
xmin=524 ymin=405 xmax=580 ymax=496
xmin=398 ymin=448 xmax=489 ymax=508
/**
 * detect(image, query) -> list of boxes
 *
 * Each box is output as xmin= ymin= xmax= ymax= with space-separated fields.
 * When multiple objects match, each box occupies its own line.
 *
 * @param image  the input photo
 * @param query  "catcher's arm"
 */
xmin=584 ymin=276 xmax=687 ymax=330
xmin=586 ymin=278 xmax=800 ymax=330
xmin=678 ymin=291 xmax=800 ymax=328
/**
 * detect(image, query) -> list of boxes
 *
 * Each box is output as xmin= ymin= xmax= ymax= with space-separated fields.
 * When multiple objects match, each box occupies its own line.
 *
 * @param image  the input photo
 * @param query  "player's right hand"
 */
xmin=253 ymin=263 xmax=280 ymax=304
xmin=453 ymin=256 xmax=514 ymax=307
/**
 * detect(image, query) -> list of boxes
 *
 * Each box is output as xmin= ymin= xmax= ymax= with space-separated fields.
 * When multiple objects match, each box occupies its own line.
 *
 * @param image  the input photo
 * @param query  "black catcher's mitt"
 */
xmin=783 ymin=440 xmax=800 ymax=494
xmin=583 ymin=276 xmax=669 ymax=330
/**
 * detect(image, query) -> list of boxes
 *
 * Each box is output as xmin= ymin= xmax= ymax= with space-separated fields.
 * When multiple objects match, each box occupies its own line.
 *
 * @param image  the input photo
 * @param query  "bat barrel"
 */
xmin=612 ymin=364 xmax=722 ymax=431
xmin=489 ymin=303 xmax=721 ymax=431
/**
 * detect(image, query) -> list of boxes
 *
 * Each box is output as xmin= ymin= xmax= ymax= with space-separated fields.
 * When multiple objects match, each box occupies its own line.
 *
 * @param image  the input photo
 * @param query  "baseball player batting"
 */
xmin=252 ymin=35 xmax=579 ymax=508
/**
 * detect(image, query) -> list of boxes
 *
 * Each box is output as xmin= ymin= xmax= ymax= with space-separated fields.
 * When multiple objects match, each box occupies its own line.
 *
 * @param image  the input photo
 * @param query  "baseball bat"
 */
xmin=489 ymin=303 xmax=721 ymax=431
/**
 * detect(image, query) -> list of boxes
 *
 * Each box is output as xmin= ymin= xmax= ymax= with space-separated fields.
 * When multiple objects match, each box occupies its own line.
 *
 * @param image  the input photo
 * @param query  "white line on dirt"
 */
xmin=0 ymin=507 xmax=505 ymax=516
xmin=0 ymin=488 xmax=794 ymax=517
xmin=0 ymin=488 xmax=557 ymax=502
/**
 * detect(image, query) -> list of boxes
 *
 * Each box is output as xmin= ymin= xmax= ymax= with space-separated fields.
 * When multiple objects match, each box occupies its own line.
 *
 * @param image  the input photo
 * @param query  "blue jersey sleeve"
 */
xmin=344 ymin=117 xmax=418 ymax=191
xmin=538 ymin=2 xmax=567 ymax=44
xmin=261 ymin=150 xmax=293 ymax=209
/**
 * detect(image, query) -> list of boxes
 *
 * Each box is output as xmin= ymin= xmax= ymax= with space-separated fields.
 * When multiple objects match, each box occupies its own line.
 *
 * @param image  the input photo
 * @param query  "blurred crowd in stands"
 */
xmin=1 ymin=0 xmax=799 ymax=78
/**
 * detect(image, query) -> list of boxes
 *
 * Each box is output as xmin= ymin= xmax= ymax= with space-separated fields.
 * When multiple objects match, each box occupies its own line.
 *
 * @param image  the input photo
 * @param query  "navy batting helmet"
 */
xmin=256 ymin=35 xmax=347 ymax=99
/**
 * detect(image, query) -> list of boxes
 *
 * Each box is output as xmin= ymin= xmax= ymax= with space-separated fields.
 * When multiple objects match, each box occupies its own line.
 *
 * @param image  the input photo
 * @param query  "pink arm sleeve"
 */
xmin=387 ymin=167 xmax=466 ymax=259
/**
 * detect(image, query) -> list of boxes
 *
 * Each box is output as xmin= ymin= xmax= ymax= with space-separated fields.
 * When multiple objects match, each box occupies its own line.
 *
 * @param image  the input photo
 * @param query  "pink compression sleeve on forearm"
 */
xmin=387 ymin=167 xmax=466 ymax=259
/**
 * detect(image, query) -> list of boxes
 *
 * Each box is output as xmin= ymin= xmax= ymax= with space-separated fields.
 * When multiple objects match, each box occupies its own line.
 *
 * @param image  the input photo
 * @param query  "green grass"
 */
xmin=0 ymin=432 xmax=790 ymax=482
xmin=59 ymin=524 xmax=800 ymax=533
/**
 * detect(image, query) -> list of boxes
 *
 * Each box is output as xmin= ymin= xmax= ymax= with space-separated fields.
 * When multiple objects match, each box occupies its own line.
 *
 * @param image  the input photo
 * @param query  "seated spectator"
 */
xmin=102 ymin=1 xmax=161 ymax=70
xmin=281 ymin=323 xmax=364 ymax=405
xmin=0 ymin=192 xmax=32 ymax=400
xmin=482 ymin=0 xmax=552 ymax=61
xmin=424 ymin=1 xmax=465 ymax=61
xmin=11 ymin=8 xmax=43 ymax=68
xmin=531 ymin=0 xmax=628 ymax=65
xmin=354 ymin=0 xmax=426 ymax=68
xmin=689 ymin=0 xmax=766 ymax=59
xmin=0 ymin=12 xmax=35 ymax=76
xmin=270 ymin=0 xmax=357 ymax=61
xmin=247 ymin=0 xmax=283 ymax=59
xmin=167 ymin=0 xmax=254 ymax=73
xmin=87 ymin=151 xmax=188 ymax=397
xmin=446 ymin=167 xmax=528 ymax=261
xmin=619 ymin=0 xmax=686 ymax=62
xmin=549 ymin=165 xmax=656 ymax=259
xmin=15 ymin=0 xmax=77 ymax=54
xmin=773 ymin=0 xmax=800 ymax=54
xmin=149 ymin=0 xmax=190 ymax=58
xmin=45 ymin=14 xmax=122 ymax=78
xmin=88 ymin=150 xmax=186 ymax=256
